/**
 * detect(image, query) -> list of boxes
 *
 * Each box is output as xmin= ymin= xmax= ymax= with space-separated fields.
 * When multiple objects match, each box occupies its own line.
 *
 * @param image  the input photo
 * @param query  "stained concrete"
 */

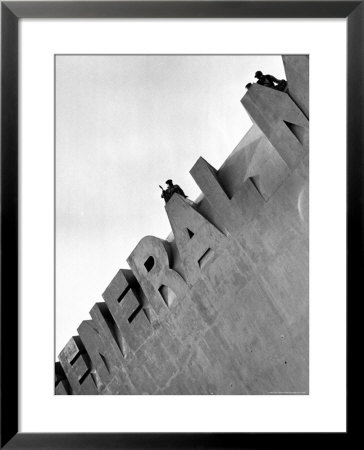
xmin=56 ymin=55 xmax=309 ymax=395
xmin=282 ymin=55 xmax=309 ymax=118
xmin=241 ymin=83 xmax=308 ymax=171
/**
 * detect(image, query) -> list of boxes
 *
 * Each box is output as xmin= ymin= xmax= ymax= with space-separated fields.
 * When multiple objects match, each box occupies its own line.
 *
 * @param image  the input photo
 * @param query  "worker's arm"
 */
xmin=175 ymin=186 xmax=187 ymax=197
xmin=266 ymin=74 xmax=280 ymax=84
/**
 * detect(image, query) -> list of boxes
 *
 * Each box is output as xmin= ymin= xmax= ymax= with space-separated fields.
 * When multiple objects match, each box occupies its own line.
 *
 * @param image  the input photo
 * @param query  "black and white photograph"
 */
xmin=55 ymin=54 xmax=309 ymax=396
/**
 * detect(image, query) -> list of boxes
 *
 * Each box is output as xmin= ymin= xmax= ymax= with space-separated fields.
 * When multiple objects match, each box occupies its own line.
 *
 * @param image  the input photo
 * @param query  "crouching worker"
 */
xmin=246 ymin=71 xmax=288 ymax=93
xmin=160 ymin=179 xmax=187 ymax=204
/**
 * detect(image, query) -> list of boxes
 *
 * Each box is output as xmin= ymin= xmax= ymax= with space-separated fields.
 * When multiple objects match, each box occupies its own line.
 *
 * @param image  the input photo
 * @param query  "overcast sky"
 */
xmin=56 ymin=55 xmax=285 ymax=356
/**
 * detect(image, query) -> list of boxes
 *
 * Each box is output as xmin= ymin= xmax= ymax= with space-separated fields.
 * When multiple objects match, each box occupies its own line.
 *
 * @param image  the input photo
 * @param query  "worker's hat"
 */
xmin=255 ymin=70 xmax=263 ymax=78
xmin=165 ymin=179 xmax=173 ymax=184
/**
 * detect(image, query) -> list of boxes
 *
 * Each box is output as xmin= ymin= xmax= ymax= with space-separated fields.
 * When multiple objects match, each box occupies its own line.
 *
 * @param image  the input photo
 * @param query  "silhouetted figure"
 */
xmin=160 ymin=179 xmax=187 ymax=204
xmin=255 ymin=70 xmax=278 ymax=88
xmin=246 ymin=71 xmax=288 ymax=93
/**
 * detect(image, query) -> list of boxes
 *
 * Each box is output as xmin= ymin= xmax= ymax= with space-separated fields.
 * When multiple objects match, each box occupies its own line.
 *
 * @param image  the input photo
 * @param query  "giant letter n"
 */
xmin=241 ymin=84 xmax=308 ymax=170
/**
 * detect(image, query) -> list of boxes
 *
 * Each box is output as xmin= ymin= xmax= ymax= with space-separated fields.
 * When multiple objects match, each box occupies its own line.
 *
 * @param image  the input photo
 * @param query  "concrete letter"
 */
xmin=102 ymin=269 xmax=152 ymax=352
xmin=58 ymin=336 xmax=98 ymax=395
xmin=78 ymin=302 xmax=125 ymax=390
xmin=218 ymin=125 xmax=290 ymax=202
xmin=55 ymin=361 xmax=70 ymax=395
xmin=241 ymin=84 xmax=308 ymax=170
xmin=190 ymin=156 xmax=243 ymax=232
xmin=166 ymin=194 xmax=227 ymax=286
xmin=127 ymin=236 xmax=188 ymax=314
xmin=282 ymin=55 xmax=309 ymax=118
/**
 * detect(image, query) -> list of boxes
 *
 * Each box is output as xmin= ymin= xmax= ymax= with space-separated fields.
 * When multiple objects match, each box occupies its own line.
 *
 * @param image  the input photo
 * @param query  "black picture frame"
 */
xmin=1 ymin=1 xmax=358 ymax=448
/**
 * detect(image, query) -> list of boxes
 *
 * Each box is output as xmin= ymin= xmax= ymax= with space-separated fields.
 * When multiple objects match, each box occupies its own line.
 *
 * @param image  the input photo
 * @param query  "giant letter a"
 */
xmin=166 ymin=194 xmax=226 ymax=286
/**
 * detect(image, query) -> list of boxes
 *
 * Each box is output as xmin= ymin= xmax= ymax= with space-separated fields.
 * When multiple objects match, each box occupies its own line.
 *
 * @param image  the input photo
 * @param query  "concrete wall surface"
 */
xmin=55 ymin=55 xmax=309 ymax=395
